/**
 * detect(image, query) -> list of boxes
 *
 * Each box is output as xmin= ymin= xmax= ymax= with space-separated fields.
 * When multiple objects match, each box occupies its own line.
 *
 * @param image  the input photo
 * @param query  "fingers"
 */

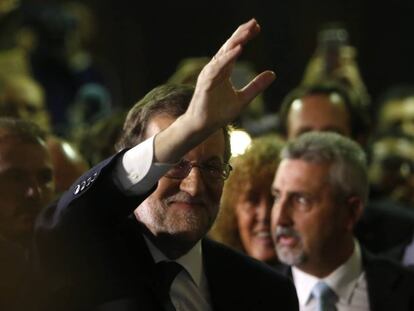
xmin=215 ymin=18 xmax=260 ymax=58
xmin=212 ymin=44 xmax=242 ymax=67
xmin=204 ymin=18 xmax=260 ymax=86
xmin=202 ymin=45 xmax=242 ymax=87
xmin=215 ymin=44 xmax=242 ymax=74
xmin=238 ymin=70 xmax=276 ymax=104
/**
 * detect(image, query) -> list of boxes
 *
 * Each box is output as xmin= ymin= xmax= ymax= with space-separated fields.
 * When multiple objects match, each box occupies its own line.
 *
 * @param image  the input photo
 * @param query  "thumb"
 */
xmin=238 ymin=70 xmax=276 ymax=106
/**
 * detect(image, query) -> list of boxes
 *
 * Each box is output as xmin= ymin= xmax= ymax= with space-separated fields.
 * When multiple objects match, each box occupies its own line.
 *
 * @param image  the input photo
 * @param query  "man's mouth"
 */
xmin=169 ymin=201 xmax=205 ymax=209
xmin=277 ymin=234 xmax=298 ymax=247
xmin=274 ymin=227 xmax=301 ymax=248
xmin=165 ymin=192 xmax=207 ymax=209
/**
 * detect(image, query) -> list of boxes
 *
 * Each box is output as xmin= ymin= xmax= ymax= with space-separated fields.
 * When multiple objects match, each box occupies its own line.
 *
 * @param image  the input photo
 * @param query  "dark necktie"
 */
xmin=311 ymin=281 xmax=338 ymax=311
xmin=155 ymin=261 xmax=183 ymax=311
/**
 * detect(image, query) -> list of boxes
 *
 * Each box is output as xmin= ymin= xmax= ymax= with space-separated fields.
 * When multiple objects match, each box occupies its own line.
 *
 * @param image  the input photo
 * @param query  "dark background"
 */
xmin=48 ymin=0 xmax=414 ymax=113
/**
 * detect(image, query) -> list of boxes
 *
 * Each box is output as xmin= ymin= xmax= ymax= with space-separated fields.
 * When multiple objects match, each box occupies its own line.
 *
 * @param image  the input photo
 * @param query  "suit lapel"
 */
xmin=273 ymin=262 xmax=292 ymax=278
xmin=202 ymin=239 xmax=236 ymax=311
xmin=202 ymin=239 xmax=269 ymax=311
xmin=118 ymin=217 xmax=164 ymax=311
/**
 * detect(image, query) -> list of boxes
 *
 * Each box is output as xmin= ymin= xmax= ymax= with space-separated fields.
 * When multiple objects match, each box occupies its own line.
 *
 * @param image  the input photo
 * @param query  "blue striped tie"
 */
xmin=311 ymin=281 xmax=337 ymax=311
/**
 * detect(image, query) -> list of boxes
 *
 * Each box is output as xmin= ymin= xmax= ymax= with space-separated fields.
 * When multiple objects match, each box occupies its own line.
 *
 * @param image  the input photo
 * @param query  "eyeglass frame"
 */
xmin=164 ymin=159 xmax=233 ymax=181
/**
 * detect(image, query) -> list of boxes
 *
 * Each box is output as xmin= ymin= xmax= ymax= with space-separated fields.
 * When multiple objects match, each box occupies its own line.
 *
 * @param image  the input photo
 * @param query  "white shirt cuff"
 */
xmin=114 ymin=135 xmax=175 ymax=195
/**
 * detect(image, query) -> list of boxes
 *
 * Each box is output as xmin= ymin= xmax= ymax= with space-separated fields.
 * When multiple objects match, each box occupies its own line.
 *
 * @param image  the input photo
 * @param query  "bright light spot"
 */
xmin=230 ymin=130 xmax=252 ymax=156
xmin=62 ymin=142 xmax=78 ymax=160
xmin=330 ymin=92 xmax=342 ymax=104
xmin=291 ymin=99 xmax=303 ymax=111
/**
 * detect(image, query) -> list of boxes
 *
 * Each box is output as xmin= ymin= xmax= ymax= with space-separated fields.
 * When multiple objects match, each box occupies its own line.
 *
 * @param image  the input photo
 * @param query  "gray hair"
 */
xmin=115 ymin=84 xmax=231 ymax=162
xmin=281 ymin=132 xmax=368 ymax=205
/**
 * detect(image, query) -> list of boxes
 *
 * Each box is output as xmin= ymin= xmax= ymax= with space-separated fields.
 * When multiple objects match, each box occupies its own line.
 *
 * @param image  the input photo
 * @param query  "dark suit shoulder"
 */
xmin=203 ymin=238 xmax=282 ymax=278
xmin=356 ymin=200 xmax=414 ymax=253
xmin=364 ymin=251 xmax=414 ymax=311
xmin=203 ymin=239 xmax=298 ymax=311
xmin=364 ymin=249 xmax=414 ymax=277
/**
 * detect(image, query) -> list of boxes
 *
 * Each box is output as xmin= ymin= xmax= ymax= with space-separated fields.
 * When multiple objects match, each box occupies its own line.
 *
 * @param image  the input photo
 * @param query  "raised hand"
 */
xmin=183 ymin=18 xmax=276 ymax=134
xmin=155 ymin=19 xmax=275 ymax=163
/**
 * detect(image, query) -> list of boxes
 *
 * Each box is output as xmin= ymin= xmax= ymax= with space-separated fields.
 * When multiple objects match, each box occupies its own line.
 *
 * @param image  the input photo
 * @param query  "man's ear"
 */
xmin=345 ymin=196 xmax=364 ymax=231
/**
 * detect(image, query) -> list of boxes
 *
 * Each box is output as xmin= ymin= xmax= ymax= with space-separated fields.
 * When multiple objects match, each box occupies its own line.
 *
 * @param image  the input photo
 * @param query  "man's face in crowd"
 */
xmin=379 ymin=98 xmax=414 ymax=136
xmin=2 ymin=78 xmax=51 ymax=132
xmin=287 ymin=93 xmax=351 ymax=139
xmin=271 ymin=159 xmax=352 ymax=273
xmin=135 ymin=115 xmax=225 ymax=250
xmin=0 ymin=136 xmax=54 ymax=245
xmin=369 ymin=136 xmax=414 ymax=205
xmin=235 ymin=170 xmax=277 ymax=264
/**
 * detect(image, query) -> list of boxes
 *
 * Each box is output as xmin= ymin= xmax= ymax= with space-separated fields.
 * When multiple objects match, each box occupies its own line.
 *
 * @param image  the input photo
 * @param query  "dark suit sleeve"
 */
xmin=35 ymin=151 xmax=156 ymax=244
xmin=33 ymin=151 xmax=156 ymax=310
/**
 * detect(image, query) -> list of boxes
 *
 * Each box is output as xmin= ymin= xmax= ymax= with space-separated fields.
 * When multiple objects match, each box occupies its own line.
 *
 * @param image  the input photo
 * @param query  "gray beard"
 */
xmin=276 ymin=244 xmax=307 ymax=266
xmin=135 ymin=194 xmax=219 ymax=258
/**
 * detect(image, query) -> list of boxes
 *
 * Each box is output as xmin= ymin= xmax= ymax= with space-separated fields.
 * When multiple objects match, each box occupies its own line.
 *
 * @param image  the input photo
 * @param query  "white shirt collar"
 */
xmin=292 ymin=239 xmax=363 ymax=306
xmin=144 ymin=236 xmax=203 ymax=288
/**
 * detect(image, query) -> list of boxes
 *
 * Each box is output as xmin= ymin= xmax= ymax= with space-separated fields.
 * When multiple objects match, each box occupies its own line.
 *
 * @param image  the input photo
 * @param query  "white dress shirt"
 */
xmin=114 ymin=135 xmax=213 ymax=311
xmin=292 ymin=240 xmax=370 ymax=311
xmin=402 ymin=233 xmax=414 ymax=266
xmin=114 ymin=135 xmax=175 ymax=195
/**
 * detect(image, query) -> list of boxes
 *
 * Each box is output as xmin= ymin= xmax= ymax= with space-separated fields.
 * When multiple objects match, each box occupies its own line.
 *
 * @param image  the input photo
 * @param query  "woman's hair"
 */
xmin=209 ymin=134 xmax=284 ymax=252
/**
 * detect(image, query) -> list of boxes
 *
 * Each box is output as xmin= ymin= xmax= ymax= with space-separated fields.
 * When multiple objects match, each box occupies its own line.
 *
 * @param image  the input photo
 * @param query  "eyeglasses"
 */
xmin=164 ymin=159 xmax=232 ymax=181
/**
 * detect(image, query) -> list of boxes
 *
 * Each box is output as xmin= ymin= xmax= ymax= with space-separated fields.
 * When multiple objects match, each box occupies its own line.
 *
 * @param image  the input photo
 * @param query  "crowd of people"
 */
xmin=1 ymin=2 xmax=414 ymax=311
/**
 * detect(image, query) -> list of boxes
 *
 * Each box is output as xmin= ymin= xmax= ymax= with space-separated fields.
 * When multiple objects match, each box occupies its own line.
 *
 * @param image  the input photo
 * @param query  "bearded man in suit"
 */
xmin=271 ymin=131 xmax=414 ymax=311
xmin=35 ymin=19 xmax=298 ymax=311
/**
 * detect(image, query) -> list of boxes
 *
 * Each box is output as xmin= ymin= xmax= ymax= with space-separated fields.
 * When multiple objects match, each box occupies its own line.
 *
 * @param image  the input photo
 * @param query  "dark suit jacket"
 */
xmin=33 ymin=153 xmax=298 ymax=311
xmin=274 ymin=248 xmax=414 ymax=311
xmin=355 ymin=199 xmax=414 ymax=255
xmin=363 ymin=251 xmax=414 ymax=311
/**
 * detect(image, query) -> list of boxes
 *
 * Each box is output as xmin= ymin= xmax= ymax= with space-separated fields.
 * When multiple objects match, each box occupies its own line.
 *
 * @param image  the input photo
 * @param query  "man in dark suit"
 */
xmin=34 ymin=19 xmax=298 ymax=311
xmin=270 ymin=131 xmax=414 ymax=311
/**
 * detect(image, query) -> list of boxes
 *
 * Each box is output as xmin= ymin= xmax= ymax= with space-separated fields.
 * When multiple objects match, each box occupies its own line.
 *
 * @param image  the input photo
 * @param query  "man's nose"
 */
xmin=272 ymin=198 xmax=293 ymax=228
xmin=179 ymin=167 xmax=206 ymax=196
xmin=24 ymin=177 xmax=42 ymax=200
